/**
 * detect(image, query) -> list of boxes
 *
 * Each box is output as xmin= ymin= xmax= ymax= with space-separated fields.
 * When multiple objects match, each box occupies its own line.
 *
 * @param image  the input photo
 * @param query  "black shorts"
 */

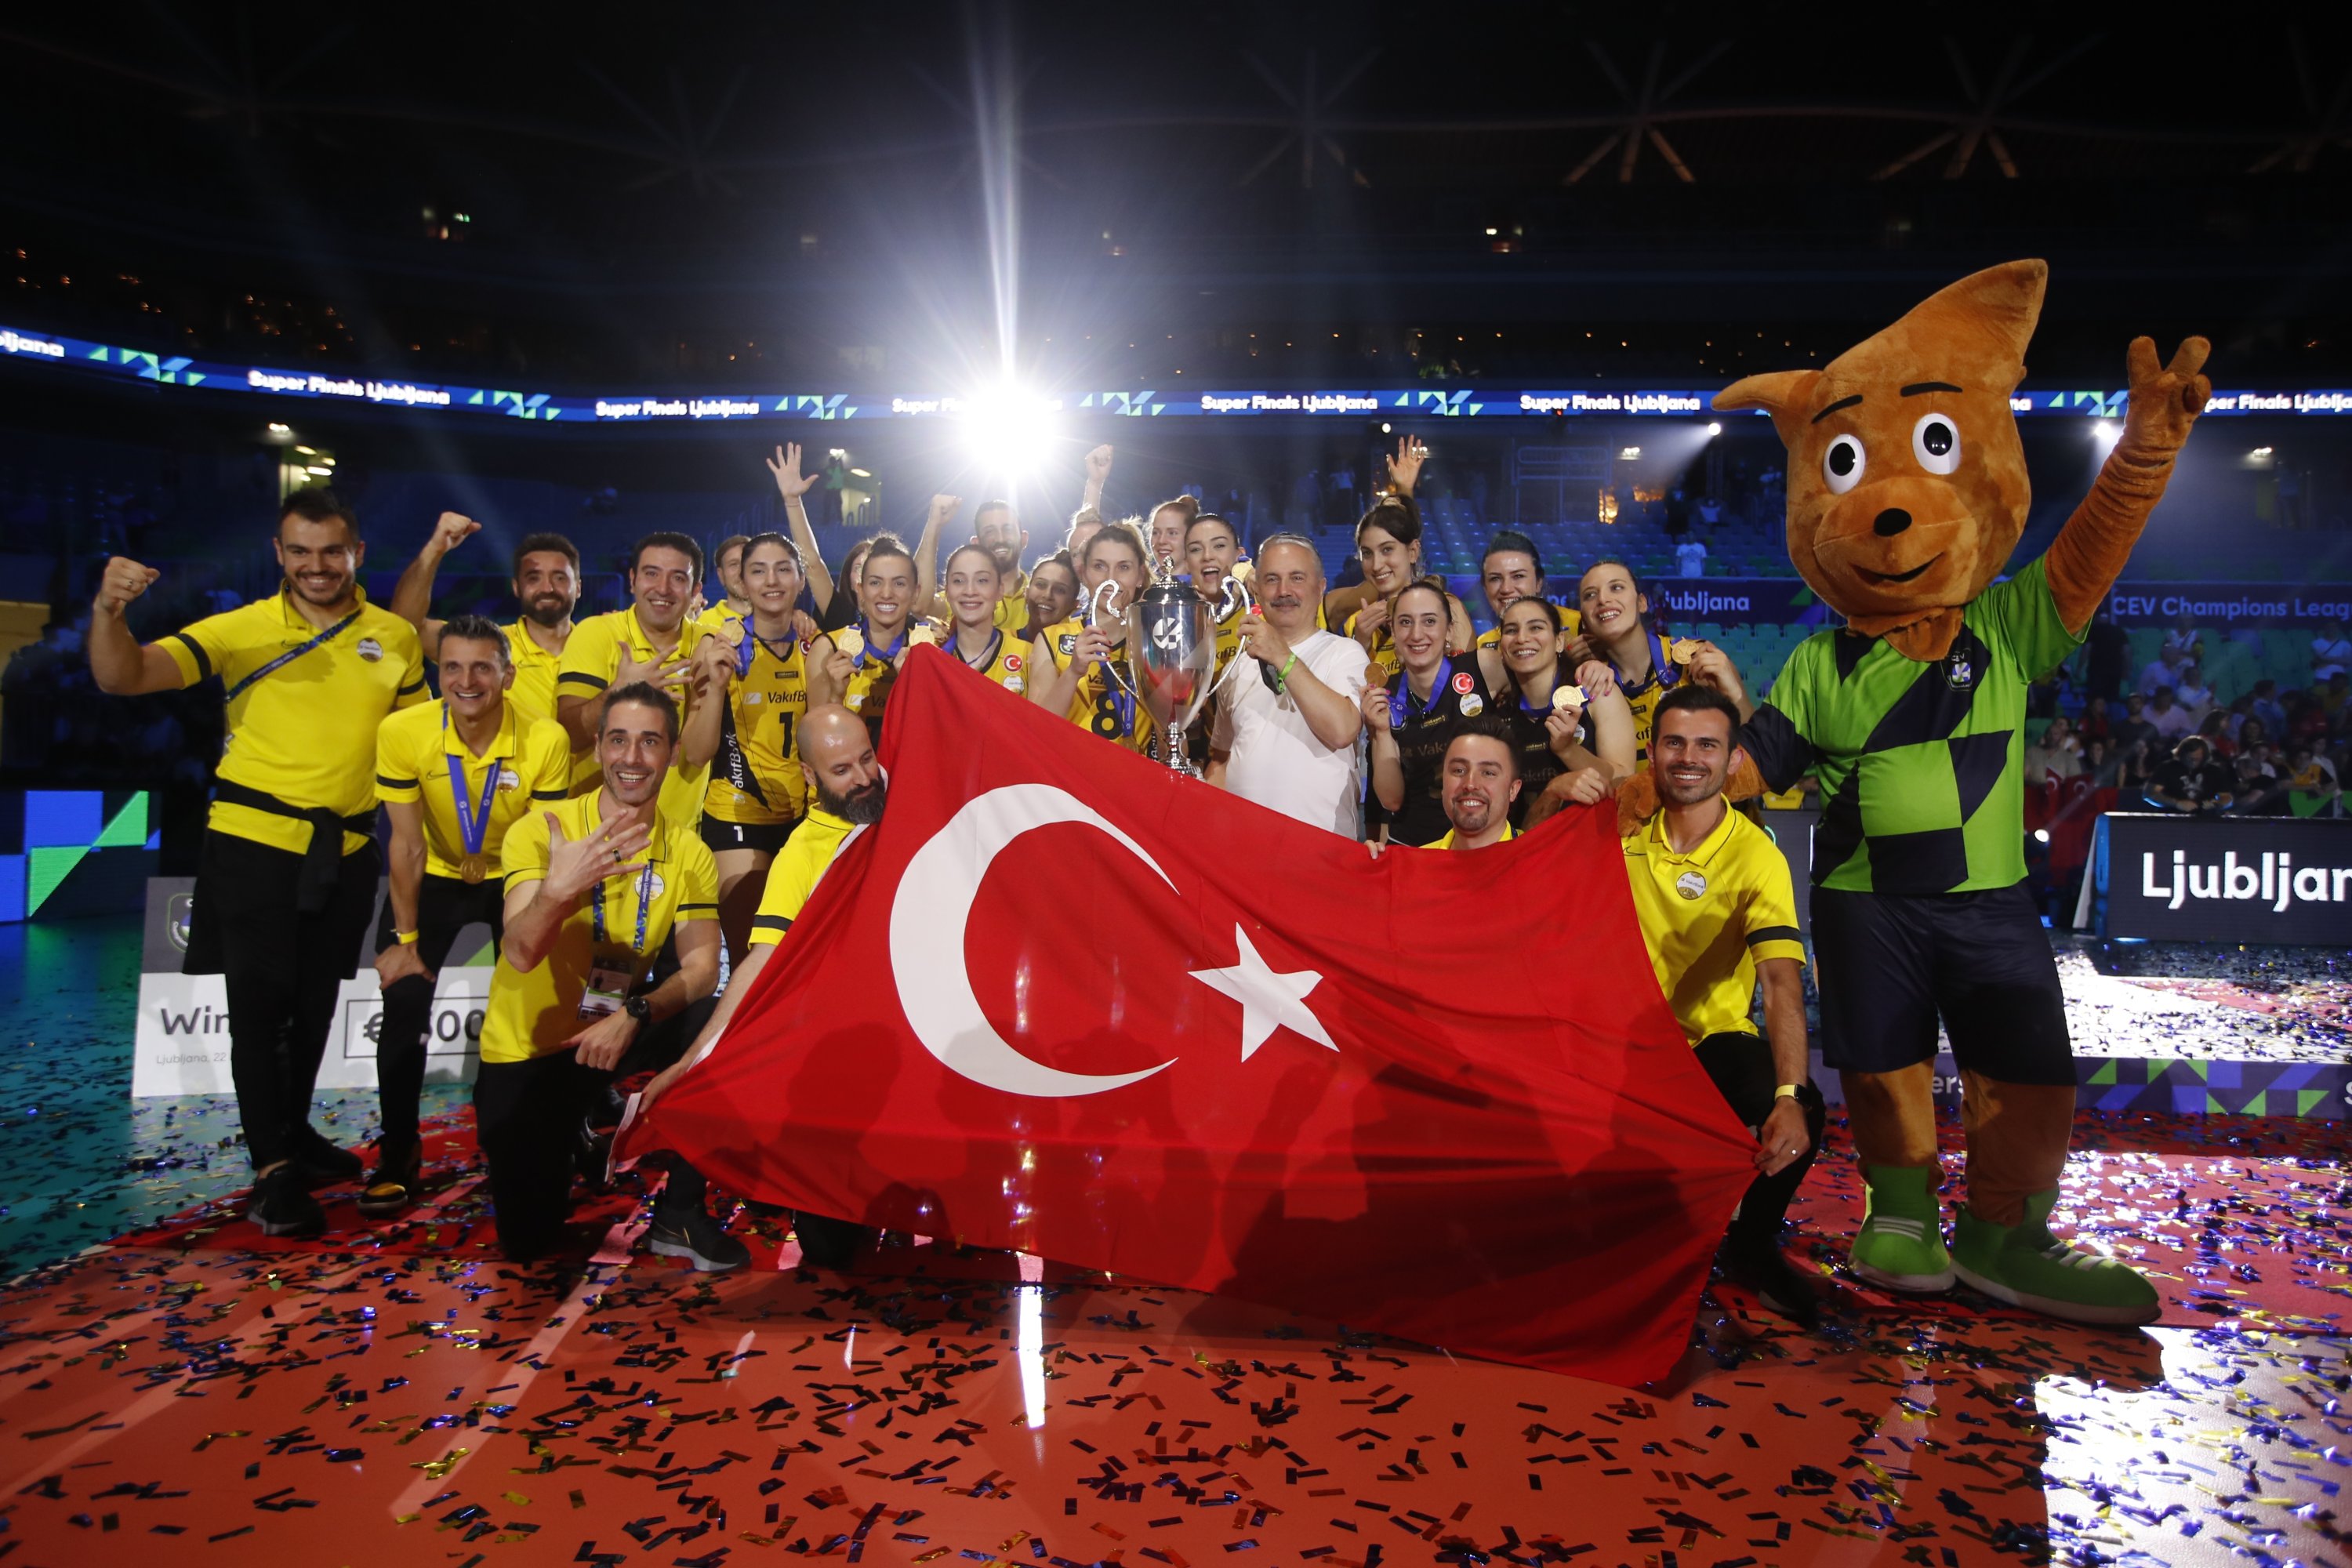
xmin=699 ymin=816 xmax=796 ymax=855
xmin=1809 ymin=880 xmax=2073 ymax=1085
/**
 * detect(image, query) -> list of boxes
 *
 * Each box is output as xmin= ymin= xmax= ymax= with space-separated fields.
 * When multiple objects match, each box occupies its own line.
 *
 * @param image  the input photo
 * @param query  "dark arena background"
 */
xmin=0 ymin=8 xmax=2349 ymax=1566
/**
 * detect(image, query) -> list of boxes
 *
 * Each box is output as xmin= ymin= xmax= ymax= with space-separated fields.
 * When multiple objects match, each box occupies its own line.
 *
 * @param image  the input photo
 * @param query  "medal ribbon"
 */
xmin=441 ymin=708 xmax=505 ymax=862
xmin=1390 ymin=656 xmax=1453 ymax=731
xmin=855 ymin=619 xmax=907 ymax=670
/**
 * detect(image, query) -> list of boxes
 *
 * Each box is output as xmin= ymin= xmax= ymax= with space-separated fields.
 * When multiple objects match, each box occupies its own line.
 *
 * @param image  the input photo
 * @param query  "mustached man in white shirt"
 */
xmin=1207 ymin=533 xmax=1374 ymax=837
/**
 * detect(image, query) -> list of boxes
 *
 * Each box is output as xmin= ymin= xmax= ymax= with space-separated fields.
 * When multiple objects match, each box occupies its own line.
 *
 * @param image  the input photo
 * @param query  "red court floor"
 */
xmin=0 ymin=1111 xmax=2345 ymax=1568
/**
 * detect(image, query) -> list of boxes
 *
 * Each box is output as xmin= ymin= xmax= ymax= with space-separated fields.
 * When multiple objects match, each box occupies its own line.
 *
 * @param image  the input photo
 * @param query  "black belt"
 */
xmin=212 ymin=780 xmax=376 ymax=913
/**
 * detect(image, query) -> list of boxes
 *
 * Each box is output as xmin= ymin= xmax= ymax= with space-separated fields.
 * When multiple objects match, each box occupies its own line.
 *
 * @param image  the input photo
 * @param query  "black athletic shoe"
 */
xmin=645 ymin=1207 xmax=750 ymax=1273
xmin=792 ymin=1210 xmax=868 ymax=1272
xmin=247 ymin=1166 xmax=326 ymax=1239
xmin=1722 ymin=1238 xmax=1821 ymax=1328
xmin=357 ymin=1141 xmax=423 ymax=1219
xmin=287 ymin=1124 xmax=365 ymax=1189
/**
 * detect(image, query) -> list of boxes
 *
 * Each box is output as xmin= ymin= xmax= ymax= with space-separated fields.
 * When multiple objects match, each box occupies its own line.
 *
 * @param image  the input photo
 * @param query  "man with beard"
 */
xmin=392 ymin=518 xmax=591 ymax=786
xmin=367 ymin=615 xmax=571 ymax=1220
xmin=1622 ymin=685 xmax=1824 ymax=1323
xmin=480 ymin=683 xmax=739 ymax=1269
xmin=635 ymin=704 xmax=881 ymax=1269
xmin=1428 ymin=721 xmax=1523 ymax=850
xmin=713 ymin=535 xmax=753 ymax=618
xmin=89 ymin=488 xmax=429 ymax=1236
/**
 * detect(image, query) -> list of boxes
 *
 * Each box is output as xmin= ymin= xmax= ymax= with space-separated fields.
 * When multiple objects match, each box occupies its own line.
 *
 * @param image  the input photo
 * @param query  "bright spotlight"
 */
xmin=2251 ymin=446 xmax=2274 ymax=458
xmin=2033 ymin=828 xmax=2050 ymax=844
xmin=1619 ymin=445 xmax=1642 ymax=459
xmin=1705 ymin=422 xmax=1722 ymax=436
xmin=956 ymin=385 xmax=1061 ymax=473
xmin=266 ymin=422 xmax=291 ymax=436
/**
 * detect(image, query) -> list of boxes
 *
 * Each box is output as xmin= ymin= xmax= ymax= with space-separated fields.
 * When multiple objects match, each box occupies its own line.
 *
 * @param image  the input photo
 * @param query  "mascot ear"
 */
xmin=1899 ymin=258 xmax=2048 ymax=384
xmin=1714 ymin=370 xmax=1819 ymax=445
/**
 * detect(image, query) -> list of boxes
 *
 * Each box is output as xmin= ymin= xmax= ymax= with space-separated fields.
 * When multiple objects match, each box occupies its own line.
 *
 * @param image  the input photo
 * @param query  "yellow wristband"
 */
xmin=394 ymin=930 xmax=419 ymax=946
xmin=1773 ymin=1083 xmax=1800 ymax=1100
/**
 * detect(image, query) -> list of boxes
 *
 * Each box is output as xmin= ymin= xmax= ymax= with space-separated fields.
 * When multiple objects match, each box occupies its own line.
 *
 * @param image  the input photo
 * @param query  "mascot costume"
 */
xmin=1715 ymin=260 xmax=2209 ymax=1323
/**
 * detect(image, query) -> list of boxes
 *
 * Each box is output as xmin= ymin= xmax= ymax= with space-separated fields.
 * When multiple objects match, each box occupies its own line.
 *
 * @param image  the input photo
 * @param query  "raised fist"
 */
xmin=96 ymin=557 xmax=161 ymax=615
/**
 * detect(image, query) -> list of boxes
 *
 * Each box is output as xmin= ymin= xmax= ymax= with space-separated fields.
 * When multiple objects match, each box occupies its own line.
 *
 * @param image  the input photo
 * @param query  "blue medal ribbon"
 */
xmin=441 ymin=708 xmax=505 ymax=861
xmin=1390 ymin=656 xmax=1453 ymax=731
xmin=855 ymin=619 xmax=907 ymax=670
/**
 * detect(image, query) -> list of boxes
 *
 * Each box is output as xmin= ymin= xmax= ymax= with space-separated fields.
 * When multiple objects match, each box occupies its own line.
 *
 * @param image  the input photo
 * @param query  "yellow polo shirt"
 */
xmin=1428 ymin=822 xmax=1517 ymax=851
xmin=1622 ymin=804 xmax=1806 ymax=1046
xmin=163 ymin=586 xmax=426 ymax=855
xmin=555 ymin=604 xmax=728 ymax=733
xmin=500 ymin=620 xmax=566 ymax=731
xmin=480 ymin=791 xmax=718 ymax=1064
xmin=375 ymin=699 xmax=572 ymax=878
xmin=748 ymin=807 xmax=858 ymax=946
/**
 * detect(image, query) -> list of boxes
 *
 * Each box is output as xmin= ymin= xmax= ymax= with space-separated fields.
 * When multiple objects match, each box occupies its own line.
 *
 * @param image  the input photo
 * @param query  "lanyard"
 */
xmin=590 ymin=855 xmax=657 ymax=956
xmin=1390 ymin=656 xmax=1452 ymax=731
xmin=441 ymin=708 xmax=505 ymax=858
xmin=223 ymin=604 xmax=365 ymax=701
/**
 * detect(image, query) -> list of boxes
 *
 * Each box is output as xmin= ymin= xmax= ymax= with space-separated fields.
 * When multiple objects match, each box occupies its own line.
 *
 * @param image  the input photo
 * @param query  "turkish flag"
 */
xmin=624 ymin=648 xmax=1755 ymax=1386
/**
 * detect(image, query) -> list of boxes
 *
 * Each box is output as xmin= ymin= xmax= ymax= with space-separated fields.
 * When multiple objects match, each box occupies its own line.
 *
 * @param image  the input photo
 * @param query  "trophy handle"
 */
xmin=1085 ymin=580 xmax=1124 ymax=628
xmin=1084 ymin=580 xmax=1142 ymax=703
xmin=1216 ymin=576 xmax=1256 ymax=622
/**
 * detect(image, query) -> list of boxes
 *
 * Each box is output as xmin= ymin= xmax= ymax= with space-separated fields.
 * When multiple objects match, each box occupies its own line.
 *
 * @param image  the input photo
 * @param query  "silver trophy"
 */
xmin=1127 ymin=561 xmax=1251 ymax=776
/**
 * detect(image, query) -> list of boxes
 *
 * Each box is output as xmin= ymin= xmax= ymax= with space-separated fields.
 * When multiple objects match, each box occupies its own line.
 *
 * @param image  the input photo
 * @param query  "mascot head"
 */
xmin=1715 ymin=259 xmax=2044 ymax=659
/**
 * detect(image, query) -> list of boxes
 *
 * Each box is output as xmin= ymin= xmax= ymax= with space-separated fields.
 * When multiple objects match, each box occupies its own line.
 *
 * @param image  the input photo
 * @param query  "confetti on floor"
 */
xmin=1 ymin=916 xmax=2347 ymax=1566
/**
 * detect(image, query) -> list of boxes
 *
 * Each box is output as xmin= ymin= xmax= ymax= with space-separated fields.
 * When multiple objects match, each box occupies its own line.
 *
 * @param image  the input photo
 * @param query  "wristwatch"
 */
xmin=623 ymin=995 xmax=654 ymax=1025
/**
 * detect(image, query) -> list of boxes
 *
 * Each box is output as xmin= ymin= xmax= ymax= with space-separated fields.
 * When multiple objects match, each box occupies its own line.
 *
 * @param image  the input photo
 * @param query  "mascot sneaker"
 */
xmin=1951 ymin=1189 xmax=2160 ymax=1326
xmin=1849 ymin=1164 xmax=1955 ymax=1293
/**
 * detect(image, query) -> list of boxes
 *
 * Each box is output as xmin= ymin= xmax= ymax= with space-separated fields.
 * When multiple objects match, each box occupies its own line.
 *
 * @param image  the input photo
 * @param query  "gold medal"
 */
xmin=1552 ymin=684 xmax=1585 ymax=712
xmin=1669 ymin=637 xmax=1702 ymax=666
xmin=720 ymin=619 xmax=745 ymax=648
xmin=459 ymin=852 xmax=488 ymax=884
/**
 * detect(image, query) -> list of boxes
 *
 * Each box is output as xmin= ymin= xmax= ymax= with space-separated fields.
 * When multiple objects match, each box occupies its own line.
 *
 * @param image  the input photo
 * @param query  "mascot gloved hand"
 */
xmin=1703 ymin=260 xmax=2207 ymax=1326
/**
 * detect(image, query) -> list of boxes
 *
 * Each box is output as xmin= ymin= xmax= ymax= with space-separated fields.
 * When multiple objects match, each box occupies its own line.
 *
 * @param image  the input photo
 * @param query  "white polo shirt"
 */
xmin=1211 ymin=626 xmax=1372 ymax=838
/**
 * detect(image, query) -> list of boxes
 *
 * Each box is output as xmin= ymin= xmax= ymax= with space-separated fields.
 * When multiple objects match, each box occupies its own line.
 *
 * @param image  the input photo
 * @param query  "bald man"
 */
xmin=636 ymin=704 xmax=880 ymax=1267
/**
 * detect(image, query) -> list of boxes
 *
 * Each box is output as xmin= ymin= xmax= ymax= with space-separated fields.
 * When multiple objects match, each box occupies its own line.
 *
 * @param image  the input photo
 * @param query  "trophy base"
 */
xmin=1161 ymin=753 xmax=1207 ymax=780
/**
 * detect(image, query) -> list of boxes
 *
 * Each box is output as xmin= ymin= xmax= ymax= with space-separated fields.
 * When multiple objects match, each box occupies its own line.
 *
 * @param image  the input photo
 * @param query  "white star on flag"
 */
xmin=1187 ymin=925 xmax=1338 ymax=1062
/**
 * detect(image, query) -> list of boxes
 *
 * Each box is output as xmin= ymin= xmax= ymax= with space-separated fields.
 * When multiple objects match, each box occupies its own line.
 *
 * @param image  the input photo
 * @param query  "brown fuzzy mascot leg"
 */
xmin=1957 ymin=1073 xmax=2073 ymax=1227
xmin=1843 ymin=1062 xmax=1939 ymax=1169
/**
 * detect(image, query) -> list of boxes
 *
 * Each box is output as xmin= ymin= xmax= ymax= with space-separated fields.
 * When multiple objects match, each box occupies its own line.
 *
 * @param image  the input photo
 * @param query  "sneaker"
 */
xmin=1721 ymin=1238 xmax=1821 ymax=1328
xmin=645 ymin=1206 xmax=750 ymax=1273
xmin=1951 ymin=1189 xmax=2161 ymax=1327
xmin=793 ymin=1210 xmax=867 ymax=1271
xmin=356 ymin=1142 xmax=423 ymax=1219
xmin=1849 ymin=1163 xmax=1956 ymax=1293
xmin=287 ymin=1124 xmax=365 ymax=1189
xmin=247 ymin=1166 xmax=325 ymax=1239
